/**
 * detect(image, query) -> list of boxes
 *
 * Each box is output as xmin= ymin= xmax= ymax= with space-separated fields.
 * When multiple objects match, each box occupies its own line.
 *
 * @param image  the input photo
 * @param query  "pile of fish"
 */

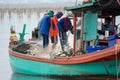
xmin=12 ymin=41 xmax=73 ymax=59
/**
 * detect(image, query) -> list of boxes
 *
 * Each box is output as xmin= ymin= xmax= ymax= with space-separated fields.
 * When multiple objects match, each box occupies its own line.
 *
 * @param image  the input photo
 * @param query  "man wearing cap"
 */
xmin=49 ymin=11 xmax=63 ymax=49
xmin=39 ymin=10 xmax=54 ymax=48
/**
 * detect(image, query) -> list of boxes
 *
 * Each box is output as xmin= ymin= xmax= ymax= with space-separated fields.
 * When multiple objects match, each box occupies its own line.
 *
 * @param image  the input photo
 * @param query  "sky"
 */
xmin=0 ymin=0 xmax=83 ymax=4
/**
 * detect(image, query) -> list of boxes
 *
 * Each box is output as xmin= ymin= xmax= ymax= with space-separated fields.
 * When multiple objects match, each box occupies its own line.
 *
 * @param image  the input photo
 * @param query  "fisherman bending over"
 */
xmin=57 ymin=15 xmax=73 ymax=51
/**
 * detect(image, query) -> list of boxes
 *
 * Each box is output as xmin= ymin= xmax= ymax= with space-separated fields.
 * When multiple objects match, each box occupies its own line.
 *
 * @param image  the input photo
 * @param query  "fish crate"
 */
xmin=107 ymin=35 xmax=117 ymax=47
xmin=86 ymin=45 xmax=106 ymax=53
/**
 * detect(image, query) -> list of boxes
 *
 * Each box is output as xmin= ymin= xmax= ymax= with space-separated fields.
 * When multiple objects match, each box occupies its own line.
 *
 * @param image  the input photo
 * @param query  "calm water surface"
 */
xmin=0 ymin=11 xmax=120 ymax=80
xmin=0 ymin=11 xmax=44 ymax=80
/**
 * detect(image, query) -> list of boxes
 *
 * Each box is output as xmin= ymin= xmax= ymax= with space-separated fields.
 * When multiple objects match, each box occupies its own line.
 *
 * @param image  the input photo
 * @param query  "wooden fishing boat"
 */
xmin=9 ymin=0 xmax=120 ymax=76
xmin=9 ymin=46 xmax=120 ymax=75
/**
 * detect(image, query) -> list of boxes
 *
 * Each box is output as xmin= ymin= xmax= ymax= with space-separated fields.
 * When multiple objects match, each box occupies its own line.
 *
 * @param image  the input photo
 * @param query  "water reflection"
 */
xmin=11 ymin=73 xmax=117 ymax=80
xmin=11 ymin=73 xmax=56 ymax=80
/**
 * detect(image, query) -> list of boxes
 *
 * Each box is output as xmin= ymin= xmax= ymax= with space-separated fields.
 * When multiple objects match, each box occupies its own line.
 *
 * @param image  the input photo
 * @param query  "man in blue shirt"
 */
xmin=39 ymin=10 xmax=54 ymax=48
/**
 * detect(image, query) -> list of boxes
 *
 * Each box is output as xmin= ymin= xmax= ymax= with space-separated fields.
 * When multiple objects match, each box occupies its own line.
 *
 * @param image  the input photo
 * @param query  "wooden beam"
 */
xmin=73 ymin=14 xmax=77 ymax=55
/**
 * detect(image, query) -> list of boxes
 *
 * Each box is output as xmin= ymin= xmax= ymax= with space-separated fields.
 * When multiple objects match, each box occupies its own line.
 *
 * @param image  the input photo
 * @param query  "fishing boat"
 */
xmin=9 ymin=0 xmax=120 ymax=76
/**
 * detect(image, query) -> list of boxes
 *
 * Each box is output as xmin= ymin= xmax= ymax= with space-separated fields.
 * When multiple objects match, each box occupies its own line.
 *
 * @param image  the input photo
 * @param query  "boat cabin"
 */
xmin=65 ymin=0 xmax=120 ymax=54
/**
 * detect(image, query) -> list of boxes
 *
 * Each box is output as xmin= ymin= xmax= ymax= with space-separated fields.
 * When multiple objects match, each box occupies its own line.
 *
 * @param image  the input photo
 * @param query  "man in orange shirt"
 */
xmin=50 ymin=11 xmax=63 ymax=48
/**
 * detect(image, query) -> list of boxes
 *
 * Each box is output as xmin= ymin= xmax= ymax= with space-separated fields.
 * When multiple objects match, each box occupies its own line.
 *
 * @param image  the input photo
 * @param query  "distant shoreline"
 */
xmin=0 ymin=3 xmax=72 ymax=9
xmin=0 ymin=4 xmax=72 ymax=12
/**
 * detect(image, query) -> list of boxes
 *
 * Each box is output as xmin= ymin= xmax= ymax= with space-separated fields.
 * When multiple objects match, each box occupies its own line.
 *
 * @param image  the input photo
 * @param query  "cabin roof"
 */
xmin=65 ymin=0 xmax=120 ymax=16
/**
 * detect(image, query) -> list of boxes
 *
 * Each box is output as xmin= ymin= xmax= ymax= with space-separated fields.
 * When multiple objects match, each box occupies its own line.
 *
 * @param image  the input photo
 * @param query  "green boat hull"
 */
xmin=9 ymin=55 xmax=120 ymax=76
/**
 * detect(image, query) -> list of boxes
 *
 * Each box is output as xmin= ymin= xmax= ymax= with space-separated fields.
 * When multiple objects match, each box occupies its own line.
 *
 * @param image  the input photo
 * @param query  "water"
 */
xmin=0 ymin=10 xmax=46 ymax=80
xmin=0 ymin=8 xmax=120 ymax=80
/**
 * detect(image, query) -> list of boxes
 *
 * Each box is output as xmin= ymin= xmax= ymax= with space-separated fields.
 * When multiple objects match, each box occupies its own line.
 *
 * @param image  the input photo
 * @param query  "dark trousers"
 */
xmin=42 ymin=34 xmax=49 ymax=48
xmin=51 ymin=36 xmax=58 ymax=44
xmin=59 ymin=30 xmax=68 ymax=51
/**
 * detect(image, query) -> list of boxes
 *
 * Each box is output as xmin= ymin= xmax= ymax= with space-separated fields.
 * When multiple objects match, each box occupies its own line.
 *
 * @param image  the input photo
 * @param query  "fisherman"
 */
xmin=99 ymin=17 xmax=117 ymax=36
xmin=10 ymin=27 xmax=18 ymax=45
xmin=57 ymin=15 xmax=73 ymax=51
xmin=49 ymin=11 xmax=63 ymax=49
xmin=39 ymin=10 xmax=54 ymax=48
xmin=37 ymin=13 xmax=47 ymax=40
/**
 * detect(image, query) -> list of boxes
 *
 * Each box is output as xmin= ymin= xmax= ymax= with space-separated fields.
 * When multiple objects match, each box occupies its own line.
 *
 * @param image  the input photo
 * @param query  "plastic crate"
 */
xmin=107 ymin=35 xmax=117 ymax=47
xmin=108 ymin=39 xmax=116 ymax=47
xmin=107 ymin=35 xmax=117 ymax=41
xmin=86 ymin=45 xmax=106 ymax=53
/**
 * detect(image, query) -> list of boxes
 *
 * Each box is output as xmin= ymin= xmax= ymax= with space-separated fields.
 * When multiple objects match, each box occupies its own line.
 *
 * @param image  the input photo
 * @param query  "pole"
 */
xmin=80 ymin=10 xmax=84 ymax=53
xmin=112 ymin=15 xmax=115 ymax=25
xmin=73 ymin=14 xmax=77 ymax=55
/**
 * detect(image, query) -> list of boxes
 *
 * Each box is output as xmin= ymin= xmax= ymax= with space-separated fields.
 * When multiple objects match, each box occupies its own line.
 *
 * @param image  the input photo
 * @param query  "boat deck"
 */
xmin=10 ymin=40 xmax=67 ymax=59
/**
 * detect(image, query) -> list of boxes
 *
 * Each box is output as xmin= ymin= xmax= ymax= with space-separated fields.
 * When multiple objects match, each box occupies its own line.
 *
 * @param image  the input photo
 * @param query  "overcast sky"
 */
xmin=0 ymin=0 xmax=83 ymax=4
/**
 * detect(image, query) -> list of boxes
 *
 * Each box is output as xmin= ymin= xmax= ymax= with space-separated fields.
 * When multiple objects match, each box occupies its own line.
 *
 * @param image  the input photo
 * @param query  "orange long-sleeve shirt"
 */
xmin=50 ymin=16 xmax=58 ymax=37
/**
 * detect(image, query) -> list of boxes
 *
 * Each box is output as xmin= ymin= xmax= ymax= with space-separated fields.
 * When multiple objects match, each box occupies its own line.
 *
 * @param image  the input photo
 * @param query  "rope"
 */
xmin=102 ymin=60 xmax=110 ymax=75
xmin=117 ymin=63 xmax=120 ymax=79
xmin=115 ymin=44 xmax=120 ymax=80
